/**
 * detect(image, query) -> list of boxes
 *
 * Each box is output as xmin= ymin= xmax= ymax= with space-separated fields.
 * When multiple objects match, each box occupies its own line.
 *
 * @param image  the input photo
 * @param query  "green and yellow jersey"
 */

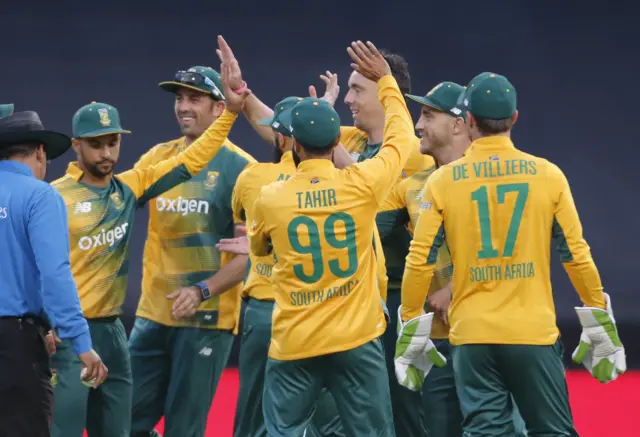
xmin=232 ymin=152 xmax=389 ymax=303
xmin=340 ymin=123 xmax=435 ymax=290
xmin=249 ymin=75 xmax=414 ymax=360
xmin=52 ymin=110 xmax=238 ymax=319
xmin=402 ymin=136 xmax=606 ymax=346
xmin=134 ymin=114 xmax=256 ymax=331
xmin=378 ymin=166 xmax=452 ymax=339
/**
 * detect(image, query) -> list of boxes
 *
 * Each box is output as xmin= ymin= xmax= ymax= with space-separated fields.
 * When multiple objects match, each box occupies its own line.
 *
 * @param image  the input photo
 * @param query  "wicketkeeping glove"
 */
xmin=572 ymin=293 xmax=626 ymax=383
xmin=394 ymin=307 xmax=446 ymax=391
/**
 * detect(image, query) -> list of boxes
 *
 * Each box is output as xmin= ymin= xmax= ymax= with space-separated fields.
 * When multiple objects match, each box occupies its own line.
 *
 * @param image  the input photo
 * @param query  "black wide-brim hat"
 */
xmin=0 ymin=111 xmax=71 ymax=160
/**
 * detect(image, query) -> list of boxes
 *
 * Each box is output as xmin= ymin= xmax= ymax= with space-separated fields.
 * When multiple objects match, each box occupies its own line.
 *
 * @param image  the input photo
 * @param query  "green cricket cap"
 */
xmin=258 ymin=96 xmax=304 ymax=136
xmin=159 ymin=66 xmax=224 ymax=101
xmin=461 ymin=73 xmax=517 ymax=120
xmin=0 ymin=104 xmax=14 ymax=119
xmin=406 ymin=82 xmax=466 ymax=118
xmin=72 ymin=102 xmax=131 ymax=138
xmin=280 ymin=98 xmax=341 ymax=150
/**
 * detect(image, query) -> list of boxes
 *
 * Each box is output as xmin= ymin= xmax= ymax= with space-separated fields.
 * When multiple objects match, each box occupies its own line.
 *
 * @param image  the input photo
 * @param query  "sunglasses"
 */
xmin=175 ymin=71 xmax=225 ymax=101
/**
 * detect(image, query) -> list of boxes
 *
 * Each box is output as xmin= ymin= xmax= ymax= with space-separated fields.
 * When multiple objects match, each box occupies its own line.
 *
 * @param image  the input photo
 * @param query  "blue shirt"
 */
xmin=0 ymin=161 xmax=91 ymax=355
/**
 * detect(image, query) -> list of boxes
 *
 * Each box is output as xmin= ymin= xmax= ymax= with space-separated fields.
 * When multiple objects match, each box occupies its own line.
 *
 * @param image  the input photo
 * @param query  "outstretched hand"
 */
xmin=309 ymin=71 xmax=340 ymax=106
xmin=218 ymin=35 xmax=251 ymax=113
xmin=347 ymin=40 xmax=391 ymax=83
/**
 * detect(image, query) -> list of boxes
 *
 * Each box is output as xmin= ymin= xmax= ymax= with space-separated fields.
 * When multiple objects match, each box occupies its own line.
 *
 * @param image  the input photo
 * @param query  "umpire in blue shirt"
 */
xmin=0 ymin=109 xmax=108 ymax=437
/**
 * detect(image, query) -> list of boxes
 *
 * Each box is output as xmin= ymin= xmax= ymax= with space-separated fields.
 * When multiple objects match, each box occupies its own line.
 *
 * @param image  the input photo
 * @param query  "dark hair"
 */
xmin=379 ymin=49 xmax=411 ymax=96
xmin=0 ymin=143 xmax=39 ymax=161
xmin=474 ymin=116 xmax=514 ymax=136
xmin=298 ymin=141 xmax=335 ymax=158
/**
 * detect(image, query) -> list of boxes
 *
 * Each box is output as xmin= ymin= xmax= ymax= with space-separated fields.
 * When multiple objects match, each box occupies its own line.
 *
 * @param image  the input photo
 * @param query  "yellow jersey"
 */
xmin=134 ymin=113 xmax=256 ymax=330
xmin=402 ymin=135 xmax=606 ymax=346
xmin=51 ymin=110 xmax=238 ymax=319
xmin=249 ymin=75 xmax=414 ymax=360
xmin=379 ymin=166 xmax=452 ymax=339
xmin=232 ymin=152 xmax=389 ymax=302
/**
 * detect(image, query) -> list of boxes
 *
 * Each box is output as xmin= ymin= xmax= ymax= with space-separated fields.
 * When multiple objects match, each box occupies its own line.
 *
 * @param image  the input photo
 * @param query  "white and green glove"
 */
xmin=394 ymin=307 xmax=446 ymax=391
xmin=572 ymin=293 xmax=626 ymax=383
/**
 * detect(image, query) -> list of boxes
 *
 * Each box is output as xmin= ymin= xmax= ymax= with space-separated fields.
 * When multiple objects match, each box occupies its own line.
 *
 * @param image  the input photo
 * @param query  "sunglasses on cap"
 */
xmin=174 ymin=71 xmax=225 ymax=101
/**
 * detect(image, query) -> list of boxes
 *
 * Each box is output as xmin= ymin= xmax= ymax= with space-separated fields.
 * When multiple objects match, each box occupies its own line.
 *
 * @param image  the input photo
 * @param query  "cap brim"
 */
xmin=159 ymin=81 xmax=224 ymax=101
xmin=0 ymin=130 xmax=71 ymax=160
xmin=405 ymin=94 xmax=447 ymax=113
xmin=257 ymin=116 xmax=275 ymax=126
xmin=0 ymin=104 xmax=14 ymax=119
xmin=75 ymin=127 xmax=132 ymax=139
xmin=277 ymin=107 xmax=294 ymax=132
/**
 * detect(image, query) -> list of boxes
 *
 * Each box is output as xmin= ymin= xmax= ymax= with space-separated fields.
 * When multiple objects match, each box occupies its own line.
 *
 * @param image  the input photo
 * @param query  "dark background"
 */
xmin=2 ymin=1 xmax=638 ymax=367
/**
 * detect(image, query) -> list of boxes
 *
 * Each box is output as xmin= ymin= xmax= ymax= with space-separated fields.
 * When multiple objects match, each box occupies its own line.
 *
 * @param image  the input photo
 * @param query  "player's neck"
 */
xmin=364 ymin=125 xmax=384 ymax=145
xmin=433 ymin=139 xmax=471 ymax=167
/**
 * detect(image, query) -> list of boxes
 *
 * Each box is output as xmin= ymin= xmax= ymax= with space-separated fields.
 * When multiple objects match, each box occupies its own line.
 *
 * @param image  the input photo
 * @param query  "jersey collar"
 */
xmin=66 ymin=161 xmax=84 ymax=181
xmin=0 ymin=160 xmax=34 ymax=177
xmin=464 ymin=135 xmax=515 ymax=156
xmin=296 ymin=158 xmax=336 ymax=174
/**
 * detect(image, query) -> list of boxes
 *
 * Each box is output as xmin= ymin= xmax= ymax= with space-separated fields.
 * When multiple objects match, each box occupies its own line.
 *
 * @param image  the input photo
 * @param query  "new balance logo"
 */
xmin=199 ymin=347 xmax=212 ymax=357
xmin=78 ymin=223 xmax=129 ymax=251
xmin=155 ymin=196 xmax=209 ymax=216
xmin=74 ymin=202 xmax=92 ymax=214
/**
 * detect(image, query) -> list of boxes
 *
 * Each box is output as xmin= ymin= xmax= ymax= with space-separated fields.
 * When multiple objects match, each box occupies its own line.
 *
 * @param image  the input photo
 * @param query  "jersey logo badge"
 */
xmin=98 ymin=108 xmax=112 ymax=127
xmin=74 ymin=201 xmax=92 ymax=214
xmin=110 ymin=192 xmax=124 ymax=210
xmin=204 ymin=171 xmax=219 ymax=190
xmin=310 ymin=177 xmax=320 ymax=184
xmin=489 ymin=155 xmax=499 ymax=161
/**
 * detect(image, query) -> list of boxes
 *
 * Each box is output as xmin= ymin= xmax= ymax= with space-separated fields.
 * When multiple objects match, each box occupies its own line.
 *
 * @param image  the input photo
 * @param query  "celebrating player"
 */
xmin=50 ymin=95 xmax=246 ymax=437
xmin=246 ymin=40 xmax=413 ymax=437
xmin=128 ymin=46 xmax=256 ymax=437
xmin=400 ymin=72 xmax=625 ymax=436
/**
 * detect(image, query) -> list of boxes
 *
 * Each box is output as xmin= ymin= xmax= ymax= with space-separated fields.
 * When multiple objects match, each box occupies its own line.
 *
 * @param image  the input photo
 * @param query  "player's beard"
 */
xmin=84 ymin=159 xmax=115 ymax=179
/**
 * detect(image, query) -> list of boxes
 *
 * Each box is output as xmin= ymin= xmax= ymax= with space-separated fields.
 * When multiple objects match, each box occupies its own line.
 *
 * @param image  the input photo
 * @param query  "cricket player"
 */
xmin=129 ymin=58 xmax=256 ymax=436
xmin=341 ymin=48 xmax=434 ymax=436
xmin=378 ymin=81 xmax=527 ymax=437
xmin=246 ymin=40 xmax=412 ymax=437
xmin=399 ymin=72 xmax=626 ymax=436
xmin=50 ymin=95 xmax=244 ymax=437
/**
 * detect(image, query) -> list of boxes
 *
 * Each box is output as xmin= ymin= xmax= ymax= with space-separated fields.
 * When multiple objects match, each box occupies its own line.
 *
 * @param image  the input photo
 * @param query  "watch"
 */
xmin=195 ymin=281 xmax=211 ymax=301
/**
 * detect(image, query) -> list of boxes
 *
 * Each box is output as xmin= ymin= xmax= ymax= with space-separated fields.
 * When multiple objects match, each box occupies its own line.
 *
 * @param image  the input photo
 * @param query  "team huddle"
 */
xmin=16 ymin=35 xmax=626 ymax=437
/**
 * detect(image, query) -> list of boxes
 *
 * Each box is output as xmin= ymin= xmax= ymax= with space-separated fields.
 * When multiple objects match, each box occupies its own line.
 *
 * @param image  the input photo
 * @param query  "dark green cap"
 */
xmin=258 ymin=96 xmax=304 ymax=136
xmin=460 ymin=73 xmax=517 ymax=120
xmin=0 ymin=104 xmax=14 ymax=119
xmin=280 ymin=98 xmax=341 ymax=150
xmin=159 ymin=66 xmax=224 ymax=101
xmin=406 ymin=82 xmax=465 ymax=117
xmin=72 ymin=102 xmax=131 ymax=138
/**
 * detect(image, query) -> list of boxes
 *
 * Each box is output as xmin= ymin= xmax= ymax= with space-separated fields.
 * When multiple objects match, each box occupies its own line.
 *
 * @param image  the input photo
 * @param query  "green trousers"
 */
xmin=452 ymin=340 xmax=578 ymax=437
xmin=383 ymin=289 xmax=425 ymax=436
xmin=424 ymin=339 xmax=527 ymax=437
xmin=129 ymin=317 xmax=234 ymax=437
xmin=263 ymin=339 xmax=394 ymax=437
xmin=51 ymin=318 xmax=132 ymax=437
xmin=234 ymin=298 xmax=346 ymax=437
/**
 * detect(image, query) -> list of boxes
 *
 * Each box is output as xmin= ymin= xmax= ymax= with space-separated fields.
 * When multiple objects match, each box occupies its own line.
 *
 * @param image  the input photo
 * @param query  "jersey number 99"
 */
xmin=287 ymin=212 xmax=358 ymax=283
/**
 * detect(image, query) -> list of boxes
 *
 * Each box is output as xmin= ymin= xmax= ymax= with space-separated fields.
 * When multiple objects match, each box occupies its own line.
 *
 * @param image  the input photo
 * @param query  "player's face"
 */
xmin=415 ymin=107 xmax=454 ymax=155
xmin=344 ymin=71 xmax=385 ymax=133
xmin=73 ymin=134 xmax=120 ymax=178
xmin=174 ymin=88 xmax=224 ymax=140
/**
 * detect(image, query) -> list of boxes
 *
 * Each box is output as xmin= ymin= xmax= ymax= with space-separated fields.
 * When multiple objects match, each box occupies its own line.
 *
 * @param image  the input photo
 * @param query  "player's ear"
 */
xmin=511 ymin=110 xmax=519 ymax=126
xmin=71 ymin=138 xmax=81 ymax=154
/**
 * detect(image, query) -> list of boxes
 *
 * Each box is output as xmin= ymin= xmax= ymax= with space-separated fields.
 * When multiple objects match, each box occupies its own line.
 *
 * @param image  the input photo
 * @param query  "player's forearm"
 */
xmin=563 ymin=257 xmax=606 ymax=308
xmin=243 ymin=93 xmax=276 ymax=144
xmin=207 ymin=254 xmax=249 ymax=296
xmin=377 ymin=75 xmax=415 ymax=171
xmin=401 ymin=262 xmax=435 ymax=321
xmin=183 ymin=110 xmax=238 ymax=175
